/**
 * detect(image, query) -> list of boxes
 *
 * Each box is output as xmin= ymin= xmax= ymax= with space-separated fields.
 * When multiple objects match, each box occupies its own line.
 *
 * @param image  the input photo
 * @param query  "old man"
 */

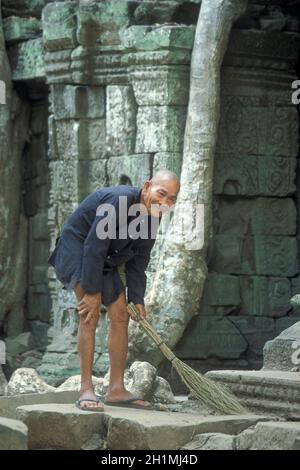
xmin=49 ymin=170 xmax=180 ymax=411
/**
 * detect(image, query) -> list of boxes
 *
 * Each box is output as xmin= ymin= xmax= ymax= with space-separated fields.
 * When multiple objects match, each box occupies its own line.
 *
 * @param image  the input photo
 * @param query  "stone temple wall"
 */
xmin=1 ymin=0 xmax=300 ymax=383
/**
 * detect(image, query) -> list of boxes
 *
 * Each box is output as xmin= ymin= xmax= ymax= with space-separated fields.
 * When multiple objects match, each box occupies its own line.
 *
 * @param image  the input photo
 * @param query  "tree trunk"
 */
xmin=128 ymin=0 xmax=248 ymax=365
xmin=0 ymin=2 xmax=29 ymax=337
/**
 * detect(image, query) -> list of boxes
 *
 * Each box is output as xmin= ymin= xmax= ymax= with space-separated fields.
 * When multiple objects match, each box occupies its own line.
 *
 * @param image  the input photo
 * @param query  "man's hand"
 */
xmin=128 ymin=303 xmax=146 ymax=321
xmin=77 ymin=293 xmax=101 ymax=324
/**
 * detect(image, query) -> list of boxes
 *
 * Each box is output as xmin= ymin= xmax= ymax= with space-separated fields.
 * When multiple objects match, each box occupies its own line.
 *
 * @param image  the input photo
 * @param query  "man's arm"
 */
xmin=125 ymin=240 xmax=154 ymax=318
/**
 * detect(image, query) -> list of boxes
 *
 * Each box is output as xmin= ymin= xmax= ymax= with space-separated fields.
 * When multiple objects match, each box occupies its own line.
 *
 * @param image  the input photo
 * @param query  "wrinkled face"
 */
xmin=141 ymin=178 xmax=180 ymax=217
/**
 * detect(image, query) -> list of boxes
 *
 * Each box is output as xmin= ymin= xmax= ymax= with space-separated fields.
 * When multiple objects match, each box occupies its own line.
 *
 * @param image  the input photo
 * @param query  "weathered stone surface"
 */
xmin=214 ymin=197 xmax=297 ymax=236
xmin=16 ymin=403 xmax=266 ymax=450
xmin=3 ymin=16 xmax=41 ymax=45
xmin=8 ymin=37 xmax=45 ymax=80
xmin=0 ymin=417 xmax=28 ymax=450
xmin=201 ymin=274 xmax=291 ymax=317
xmin=217 ymin=98 xmax=299 ymax=158
xmin=210 ymin=235 xmax=297 ymax=277
xmin=214 ymin=155 xmax=296 ymax=197
xmin=78 ymin=159 xmax=108 ymax=196
xmin=5 ymin=332 xmax=34 ymax=356
xmin=2 ymin=0 xmax=60 ymax=19
xmin=56 ymin=375 xmax=104 ymax=393
xmin=125 ymin=361 xmax=157 ymax=400
xmin=27 ymin=321 xmax=49 ymax=351
xmin=0 ymin=366 xmax=7 ymax=396
xmin=206 ymin=370 xmax=300 ymax=420
xmin=106 ymin=85 xmax=137 ymax=156
xmin=0 ymin=390 xmax=78 ymax=419
xmin=42 ymin=1 xmax=77 ymax=51
xmin=240 ymin=277 xmax=291 ymax=317
xmin=107 ymin=154 xmax=152 ymax=187
xmin=263 ymin=321 xmax=300 ymax=371
xmin=153 ymin=152 xmax=182 ymax=177
xmin=120 ymin=25 xmax=195 ymax=51
xmin=51 ymin=85 xmax=105 ymax=120
xmin=175 ymin=316 xmax=248 ymax=360
xmin=7 ymin=368 xmax=56 ymax=396
xmin=151 ymin=376 xmax=176 ymax=405
xmin=17 ymin=403 xmax=105 ymax=450
xmin=77 ymin=0 xmax=130 ymax=47
xmin=133 ymin=1 xmax=180 ymax=25
xmin=27 ymin=284 xmax=51 ymax=322
xmin=135 ymin=106 xmax=186 ymax=153
xmin=182 ymin=432 xmax=235 ymax=450
xmin=237 ymin=421 xmax=300 ymax=450
xmin=130 ymin=67 xmax=189 ymax=105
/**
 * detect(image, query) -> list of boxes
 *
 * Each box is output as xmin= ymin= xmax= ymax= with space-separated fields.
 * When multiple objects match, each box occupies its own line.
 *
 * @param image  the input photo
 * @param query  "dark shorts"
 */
xmin=49 ymin=238 xmax=127 ymax=307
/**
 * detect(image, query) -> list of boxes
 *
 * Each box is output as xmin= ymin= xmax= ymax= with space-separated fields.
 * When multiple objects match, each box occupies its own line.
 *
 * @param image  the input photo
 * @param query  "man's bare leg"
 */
xmin=105 ymin=291 xmax=150 ymax=407
xmin=74 ymin=282 xmax=103 ymax=410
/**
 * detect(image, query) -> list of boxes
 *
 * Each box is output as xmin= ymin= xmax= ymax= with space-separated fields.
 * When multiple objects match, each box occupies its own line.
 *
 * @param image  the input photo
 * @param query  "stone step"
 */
xmin=0 ymin=417 xmax=28 ymax=450
xmin=206 ymin=370 xmax=300 ymax=420
xmin=16 ymin=403 xmax=270 ymax=450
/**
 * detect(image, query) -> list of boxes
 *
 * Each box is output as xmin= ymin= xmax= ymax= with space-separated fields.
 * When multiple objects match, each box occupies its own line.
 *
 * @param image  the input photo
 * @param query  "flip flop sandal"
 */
xmin=75 ymin=395 xmax=104 ymax=412
xmin=104 ymin=397 xmax=154 ymax=410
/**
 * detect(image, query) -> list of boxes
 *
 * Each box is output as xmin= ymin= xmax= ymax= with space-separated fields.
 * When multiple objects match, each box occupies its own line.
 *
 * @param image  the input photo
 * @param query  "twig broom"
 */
xmin=127 ymin=302 xmax=248 ymax=415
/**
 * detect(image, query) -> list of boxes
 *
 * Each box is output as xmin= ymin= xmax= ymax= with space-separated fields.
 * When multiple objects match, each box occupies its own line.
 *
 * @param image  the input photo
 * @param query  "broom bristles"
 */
xmin=128 ymin=303 xmax=248 ymax=415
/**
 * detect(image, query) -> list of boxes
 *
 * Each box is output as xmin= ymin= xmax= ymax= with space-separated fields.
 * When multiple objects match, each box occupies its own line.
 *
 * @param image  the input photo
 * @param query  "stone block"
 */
xmin=29 ymin=321 xmax=50 ymax=352
xmin=8 ymin=38 xmax=45 ymax=81
xmin=229 ymin=316 xmax=275 ymax=356
xmin=133 ymin=1 xmax=179 ymax=25
xmin=120 ymin=25 xmax=195 ymax=51
xmin=243 ymin=422 xmax=300 ymax=450
xmin=5 ymin=332 xmax=34 ymax=356
xmin=129 ymin=67 xmax=189 ymax=105
xmin=31 ymin=210 xmax=49 ymax=241
xmin=217 ymin=97 xmax=299 ymax=159
xmin=0 ymin=417 xmax=28 ymax=450
xmin=175 ymin=316 xmax=248 ymax=360
xmin=42 ymin=1 xmax=78 ymax=51
xmin=182 ymin=432 xmax=235 ymax=450
xmin=106 ymin=85 xmax=137 ymax=156
xmin=263 ymin=321 xmax=300 ymax=371
xmin=51 ymin=85 xmax=105 ymax=120
xmin=77 ymin=0 xmax=130 ymax=47
xmin=204 ymin=274 xmax=241 ymax=307
xmin=17 ymin=404 xmax=105 ymax=450
xmin=107 ymin=154 xmax=152 ymax=187
xmin=3 ymin=17 xmax=41 ymax=45
xmin=135 ymin=106 xmax=186 ymax=153
xmin=49 ymin=160 xmax=80 ymax=204
xmin=78 ymin=159 xmax=108 ymax=196
xmin=214 ymin=197 xmax=296 ymax=236
xmin=16 ymin=403 xmax=265 ymax=450
xmin=210 ymin=235 xmax=298 ymax=277
xmin=275 ymin=316 xmax=300 ymax=337
xmin=214 ymin=154 xmax=296 ymax=197
xmin=240 ymin=276 xmax=291 ymax=317
xmin=44 ymin=49 xmax=72 ymax=84
xmin=153 ymin=152 xmax=182 ymax=177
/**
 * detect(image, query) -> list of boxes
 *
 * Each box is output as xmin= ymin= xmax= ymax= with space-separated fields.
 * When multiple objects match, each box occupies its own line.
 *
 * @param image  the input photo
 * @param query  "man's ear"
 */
xmin=143 ymin=180 xmax=152 ymax=190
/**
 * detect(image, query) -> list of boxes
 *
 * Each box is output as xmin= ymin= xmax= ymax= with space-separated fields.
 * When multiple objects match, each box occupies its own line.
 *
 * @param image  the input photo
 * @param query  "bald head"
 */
xmin=151 ymin=170 xmax=180 ymax=187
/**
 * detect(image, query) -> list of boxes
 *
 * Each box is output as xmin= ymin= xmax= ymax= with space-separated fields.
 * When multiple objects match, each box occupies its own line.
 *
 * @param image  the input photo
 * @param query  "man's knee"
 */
xmin=108 ymin=293 xmax=129 ymax=324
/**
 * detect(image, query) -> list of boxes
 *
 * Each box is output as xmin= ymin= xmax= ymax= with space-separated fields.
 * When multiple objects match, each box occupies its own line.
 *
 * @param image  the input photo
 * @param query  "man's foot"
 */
xmin=105 ymin=390 xmax=152 ymax=409
xmin=76 ymin=391 xmax=104 ymax=411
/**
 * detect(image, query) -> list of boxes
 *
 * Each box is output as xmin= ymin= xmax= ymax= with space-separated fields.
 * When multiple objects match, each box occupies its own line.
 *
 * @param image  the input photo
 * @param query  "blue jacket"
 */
xmin=48 ymin=185 xmax=160 ymax=305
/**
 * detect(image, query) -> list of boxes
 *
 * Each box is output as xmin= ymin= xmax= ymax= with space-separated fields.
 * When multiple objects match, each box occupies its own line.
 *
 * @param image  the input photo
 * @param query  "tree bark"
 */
xmin=128 ymin=0 xmax=248 ymax=365
xmin=0 ymin=2 xmax=29 ymax=336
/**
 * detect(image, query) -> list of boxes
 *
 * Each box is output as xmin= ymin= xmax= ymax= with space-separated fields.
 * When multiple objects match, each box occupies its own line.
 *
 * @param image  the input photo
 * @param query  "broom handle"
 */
xmin=127 ymin=303 xmax=177 ymax=363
